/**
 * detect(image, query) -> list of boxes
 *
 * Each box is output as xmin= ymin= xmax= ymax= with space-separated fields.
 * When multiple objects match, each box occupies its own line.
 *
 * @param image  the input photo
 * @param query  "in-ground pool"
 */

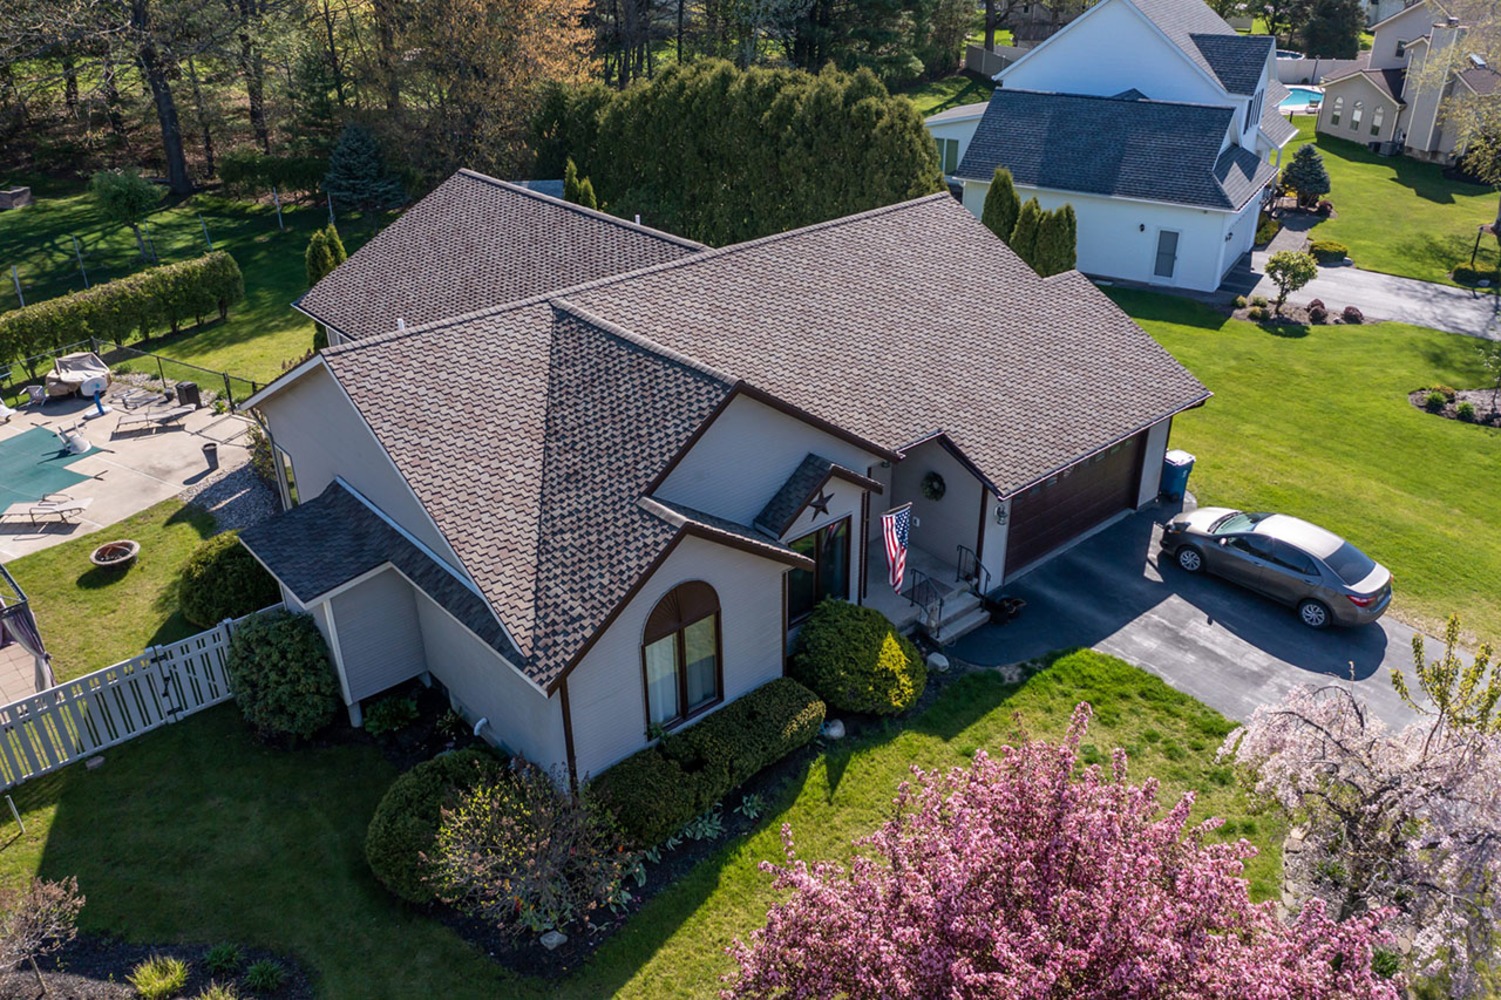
xmin=1279 ymin=86 xmax=1324 ymax=109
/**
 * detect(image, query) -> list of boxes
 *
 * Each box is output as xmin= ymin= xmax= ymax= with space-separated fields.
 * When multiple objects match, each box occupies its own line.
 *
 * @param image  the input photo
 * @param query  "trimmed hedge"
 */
xmin=790 ymin=599 xmax=927 ymax=716
xmin=0 ymin=252 xmax=244 ymax=367
xmin=365 ymin=749 xmax=507 ymax=904
xmin=224 ymin=610 xmax=340 ymax=743
xmin=177 ymin=531 xmax=281 ymax=628
xmin=219 ymin=149 xmax=328 ymax=199
xmin=1310 ymin=239 xmax=1349 ymax=264
xmin=589 ymin=678 xmax=824 ymax=847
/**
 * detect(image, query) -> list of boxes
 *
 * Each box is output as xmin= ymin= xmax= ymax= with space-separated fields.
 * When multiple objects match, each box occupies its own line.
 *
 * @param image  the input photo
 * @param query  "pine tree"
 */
xmin=323 ymin=123 xmax=404 ymax=217
xmin=981 ymin=168 xmax=1021 ymax=245
xmin=576 ymin=177 xmax=598 ymax=210
xmin=1034 ymin=204 xmax=1079 ymax=277
xmin=564 ymin=158 xmax=581 ymax=203
xmin=1009 ymin=198 xmax=1044 ymax=272
xmin=1300 ymin=0 xmax=1363 ymax=59
xmin=1283 ymin=144 xmax=1331 ymax=208
xmin=305 ymin=229 xmax=337 ymax=350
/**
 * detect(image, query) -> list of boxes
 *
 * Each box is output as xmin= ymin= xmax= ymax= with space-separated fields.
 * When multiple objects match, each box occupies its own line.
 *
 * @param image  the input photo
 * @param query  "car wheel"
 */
xmin=1176 ymin=546 xmax=1205 ymax=574
xmin=1298 ymin=599 xmax=1331 ymax=630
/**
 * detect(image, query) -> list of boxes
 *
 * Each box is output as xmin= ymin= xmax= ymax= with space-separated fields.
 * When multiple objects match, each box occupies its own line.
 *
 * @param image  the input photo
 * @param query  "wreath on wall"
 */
xmin=920 ymin=472 xmax=946 ymax=502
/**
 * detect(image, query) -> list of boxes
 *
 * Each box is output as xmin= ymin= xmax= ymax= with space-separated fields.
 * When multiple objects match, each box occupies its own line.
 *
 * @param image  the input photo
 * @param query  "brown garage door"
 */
xmin=1005 ymin=433 xmax=1148 ymax=577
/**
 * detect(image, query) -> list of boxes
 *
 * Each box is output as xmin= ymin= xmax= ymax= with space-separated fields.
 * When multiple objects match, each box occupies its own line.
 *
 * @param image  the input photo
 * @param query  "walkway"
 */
xmin=1246 ymin=253 xmax=1501 ymax=340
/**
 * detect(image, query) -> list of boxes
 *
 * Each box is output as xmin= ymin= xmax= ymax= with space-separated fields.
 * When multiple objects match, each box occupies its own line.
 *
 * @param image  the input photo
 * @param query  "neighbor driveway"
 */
xmin=952 ymin=504 xmax=1430 ymax=729
xmin=1247 ymin=252 xmax=1501 ymax=341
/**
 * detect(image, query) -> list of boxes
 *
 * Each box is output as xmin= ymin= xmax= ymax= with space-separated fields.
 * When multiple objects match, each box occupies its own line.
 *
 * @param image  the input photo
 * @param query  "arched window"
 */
xmin=1351 ymin=100 xmax=1364 ymax=131
xmin=1331 ymin=96 xmax=1343 ymax=126
xmin=642 ymin=581 xmax=721 ymax=727
xmin=1372 ymin=105 xmax=1386 ymax=136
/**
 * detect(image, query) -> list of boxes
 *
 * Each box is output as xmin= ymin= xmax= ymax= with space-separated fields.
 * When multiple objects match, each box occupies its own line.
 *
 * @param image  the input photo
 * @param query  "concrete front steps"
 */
xmin=928 ymin=587 xmax=993 ymax=645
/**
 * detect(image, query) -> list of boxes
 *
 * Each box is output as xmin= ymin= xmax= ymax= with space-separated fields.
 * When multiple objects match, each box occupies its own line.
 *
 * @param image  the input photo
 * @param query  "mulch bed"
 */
xmin=1408 ymin=388 xmax=1501 ymax=427
xmin=1229 ymin=303 xmax=1373 ymax=327
xmin=0 ymin=936 xmax=313 ymax=999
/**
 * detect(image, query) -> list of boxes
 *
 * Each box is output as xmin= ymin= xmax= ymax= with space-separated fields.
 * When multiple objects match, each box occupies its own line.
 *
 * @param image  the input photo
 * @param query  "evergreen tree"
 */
xmin=1009 ymin=198 xmax=1044 ymax=271
xmin=981 ymin=168 xmax=1021 ymax=244
xmin=323 ymin=224 xmax=347 ymax=266
xmin=1283 ymin=144 xmax=1332 ymax=208
xmin=564 ymin=158 xmax=581 ymax=203
xmin=1300 ymin=0 xmax=1363 ymax=59
xmin=323 ymin=123 xmax=404 ymax=217
xmin=576 ymin=177 xmax=598 ymax=210
xmin=1034 ymin=204 xmax=1078 ymax=277
xmin=305 ymin=229 xmax=337 ymax=350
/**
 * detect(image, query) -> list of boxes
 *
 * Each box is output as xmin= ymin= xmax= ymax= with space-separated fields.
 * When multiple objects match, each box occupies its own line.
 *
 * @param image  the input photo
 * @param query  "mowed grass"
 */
xmin=1117 ymin=289 xmax=1501 ymax=641
xmin=0 ymin=650 xmax=1281 ymax=998
xmin=1285 ymin=116 xmax=1500 ymax=286
xmin=4 ymin=499 xmax=214 ymax=680
xmin=898 ymin=72 xmax=996 ymax=116
xmin=0 ymin=180 xmax=379 ymax=385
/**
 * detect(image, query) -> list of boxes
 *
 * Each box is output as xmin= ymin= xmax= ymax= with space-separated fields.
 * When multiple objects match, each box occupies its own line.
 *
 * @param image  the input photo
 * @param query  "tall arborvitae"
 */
xmin=981 ymin=168 xmax=1021 ymax=245
xmin=564 ymin=158 xmax=581 ymax=203
xmin=1034 ymin=204 xmax=1079 ymax=277
xmin=576 ymin=177 xmax=598 ymax=210
xmin=305 ymin=229 xmax=336 ymax=350
xmin=1009 ymin=198 xmax=1044 ymax=272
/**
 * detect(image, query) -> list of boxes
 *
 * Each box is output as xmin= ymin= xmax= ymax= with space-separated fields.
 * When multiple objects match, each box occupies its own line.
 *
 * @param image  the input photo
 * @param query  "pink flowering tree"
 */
xmin=1222 ymin=618 xmax=1501 ymax=996
xmin=724 ymin=704 xmax=1398 ymax=1000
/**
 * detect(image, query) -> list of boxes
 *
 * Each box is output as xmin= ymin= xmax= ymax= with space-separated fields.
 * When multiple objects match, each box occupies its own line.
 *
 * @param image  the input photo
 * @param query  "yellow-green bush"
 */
xmin=790 ymin=599 xmax=927 ymax=715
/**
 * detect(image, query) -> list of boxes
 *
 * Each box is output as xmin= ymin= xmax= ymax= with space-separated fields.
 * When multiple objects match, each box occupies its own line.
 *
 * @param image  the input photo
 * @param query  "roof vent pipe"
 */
xmin=396 ymin=317 xmax=406 ymax=331
xmin=634 ymin=214 xmax=641 ymax=225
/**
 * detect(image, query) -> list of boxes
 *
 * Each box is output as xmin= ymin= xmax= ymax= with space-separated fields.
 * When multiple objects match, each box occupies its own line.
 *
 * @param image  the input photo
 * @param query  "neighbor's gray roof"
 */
xmin=956 ymin=90 xmax=1275 ymax=210
xmin=298 ymin=169 xmax=705 ymax=339
xmin=1191 ymin=33 xmax=1274 ymax=95
xmin=313 ymin=194 xmax=1208 ymax=692
xmin=1459 ymin=65 xmax=1501 ymax=97
xmin=924 ymin=101 xmax=991 ymax=125
xmin=1325 ymin=67 xmax=1409 ymax=103
xmin=514 ymin=179 xmax=565 ymax=198
xmin=1261 ymin=82 xmax=1300 ymax=147
xmin=239 ymin=482 xmax=521 ymax=662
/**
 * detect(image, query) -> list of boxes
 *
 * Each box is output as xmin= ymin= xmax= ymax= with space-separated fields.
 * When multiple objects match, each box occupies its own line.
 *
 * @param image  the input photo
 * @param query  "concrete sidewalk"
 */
xmin=1248 ymin=253 xmax=1501 ymax=340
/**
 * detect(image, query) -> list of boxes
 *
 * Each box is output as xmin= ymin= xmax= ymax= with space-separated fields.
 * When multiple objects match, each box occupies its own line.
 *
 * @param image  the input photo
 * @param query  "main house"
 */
xmin=239 ymin=171 xmax=1208 ymax=784
xmin=928 ymin=0 xmax=1298 ymax=293
xmin=1316 ymin=0 xmax=1498 ymax=163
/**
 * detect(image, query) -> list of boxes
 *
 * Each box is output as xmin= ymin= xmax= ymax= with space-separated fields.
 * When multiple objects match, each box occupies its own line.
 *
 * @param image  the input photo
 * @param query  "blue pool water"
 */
xmin=1279 ymin=86 xmax=1323 ymax=108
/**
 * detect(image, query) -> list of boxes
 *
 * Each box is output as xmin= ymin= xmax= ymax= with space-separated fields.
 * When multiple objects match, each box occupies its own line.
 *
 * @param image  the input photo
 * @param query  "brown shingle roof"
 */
xmin=299 ymin=170 xmax=705 ymax=339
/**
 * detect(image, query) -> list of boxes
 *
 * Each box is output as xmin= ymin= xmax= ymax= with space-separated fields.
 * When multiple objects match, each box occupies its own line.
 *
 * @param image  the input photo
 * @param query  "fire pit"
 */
xmin=90 ymin=540 xmax=140 ymax=569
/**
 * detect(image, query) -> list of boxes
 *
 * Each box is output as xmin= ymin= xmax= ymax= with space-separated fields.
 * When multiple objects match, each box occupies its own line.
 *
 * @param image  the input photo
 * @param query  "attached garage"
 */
xmin=1004 ymin=432 xmax=1148 ymax=576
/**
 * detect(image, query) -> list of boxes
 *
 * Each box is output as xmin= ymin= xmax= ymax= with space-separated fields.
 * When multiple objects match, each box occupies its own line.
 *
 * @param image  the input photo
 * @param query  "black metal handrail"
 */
xmin=956 ymin=544 xmax=992 ymax=597
xmin=905 ymin=569 xmax=945 ymax=639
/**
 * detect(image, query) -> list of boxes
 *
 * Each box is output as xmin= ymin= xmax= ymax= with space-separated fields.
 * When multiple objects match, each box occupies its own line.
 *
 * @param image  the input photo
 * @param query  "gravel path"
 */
xmin=179 ymin=464 xmax=279 ymax=534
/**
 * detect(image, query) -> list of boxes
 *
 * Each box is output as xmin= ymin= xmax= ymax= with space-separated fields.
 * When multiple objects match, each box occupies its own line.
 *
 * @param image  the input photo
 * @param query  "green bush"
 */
xmin=364 ymin=695 xmax=419 ymax=736
xmin=1429 ymin=384 xmax=1457 ymax=400
xmin=1246 ymin=306 xmax=1266 ymax=321
xmin=365 ymin=749 xmax=507 ymax=903
xmin=219 ymin=150 xmax=328 ymax=200
xmin=242 ymin=959 xmax=285 ymax=994
xmin=1310 ymin=239 xmax=1349 ymax=264
xmin=194 ymin=984 xmax=239 ymax=1000
xmin=1457 ymin=401 xmax=1477 ymax=422
xmin=1232 ymin=295 xmax=1247 ymax=309
xmin=178 ymin=532 xmax=281 ymax=628
xmin=1425 ymin=390 xmax=1448 ymax=412
xmin=589 ymin=677 xmax=824 ymax=847
xmin=1250 ymin=294 xmax=1268 ymax=308
xmin=790 ymin=600 xmax=926 ymax=715
xmin=203 ymin=943 xmax=241 ymax=977
xmin=224 ymin=610 xmax=340 ymax=742
xmin=1254 ymin=212 xmax=1280 ymax=246
xmin=128 ymin=955 xmax=190 ymax=999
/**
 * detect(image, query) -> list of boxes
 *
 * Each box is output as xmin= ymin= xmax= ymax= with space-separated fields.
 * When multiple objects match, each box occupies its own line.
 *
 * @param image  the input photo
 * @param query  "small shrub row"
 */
xmin=0 ymin=252 xmax=244 ymax=369
xmin=1310 ymin=239 xmax=1348 ymax=264
xmin=589 ymin=678 xmax=825 ymax=847
xmin=178 ymin=532 xmax=281 ymax=628
xmin=365 ymin=748 xmax=507 ymax=903
xmin=790 ymin=600 xmax=926 ymax=716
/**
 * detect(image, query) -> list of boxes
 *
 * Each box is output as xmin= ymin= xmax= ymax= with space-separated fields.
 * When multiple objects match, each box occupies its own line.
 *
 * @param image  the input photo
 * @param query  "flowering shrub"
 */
xmin=724 ymin=704 xmax=1398 ymax=999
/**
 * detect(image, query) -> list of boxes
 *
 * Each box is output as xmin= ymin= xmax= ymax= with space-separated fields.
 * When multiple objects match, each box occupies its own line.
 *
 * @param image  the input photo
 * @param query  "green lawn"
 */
xmin=1285 ymin=116 xmax=1500 ymax=286
xmin=898 ymin=72 xmax=996 ymax=117
xmin=1117 ymin=289 xmax=1501 ymax=642
xmin=0 ymin=650 xmax=1281 ymax=998
xmin=5 ymin=499 xmax=215 ymax=681
xmin=0 ymin=180 xmax=378 ymax=386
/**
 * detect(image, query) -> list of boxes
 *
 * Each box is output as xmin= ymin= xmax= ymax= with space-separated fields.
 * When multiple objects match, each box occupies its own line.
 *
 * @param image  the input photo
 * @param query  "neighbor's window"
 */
xmin=787 ymin=518 xmax=851 ymax=623
xmin=936 ymin=138 xmax=960 ymax=174
xmin=1331 ymin=96 xmax=1343 ymax=126
xmin=1395 ymin=39 xmax=1406 ymax=58
xmin=1351 ymin=101 xmax=1364 ymax=131
xmin=642 ymin=581 xmax=721 ymax=728
xmin=276 ymin=446 xmax=300 ymax=508
xmin=1371 ymin=105 xmax=1385 ymax=135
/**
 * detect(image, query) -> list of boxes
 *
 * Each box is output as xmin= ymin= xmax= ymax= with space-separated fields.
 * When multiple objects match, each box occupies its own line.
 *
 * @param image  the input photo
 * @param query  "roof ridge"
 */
xmin=548 ymin=299 xmax=737 ymax=386
xmin=453 ymin=168 xmax=708 ymax=251
xmin=998 ymin=87 xmax=1238 ymax=115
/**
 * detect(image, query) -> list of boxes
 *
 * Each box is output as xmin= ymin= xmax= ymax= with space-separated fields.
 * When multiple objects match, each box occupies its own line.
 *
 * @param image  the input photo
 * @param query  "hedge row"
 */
xmin=588 ymin=678 xmax=825 ymax=847
xmin=0 ymin=252 xmax=244 ymax=367
xmin=218 ymin=150 xmax=327 ymax=200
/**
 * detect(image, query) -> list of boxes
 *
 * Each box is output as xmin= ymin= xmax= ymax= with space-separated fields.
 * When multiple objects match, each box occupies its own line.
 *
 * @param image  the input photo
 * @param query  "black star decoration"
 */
xmin=808 ymin=489 xmax=833 ymax=518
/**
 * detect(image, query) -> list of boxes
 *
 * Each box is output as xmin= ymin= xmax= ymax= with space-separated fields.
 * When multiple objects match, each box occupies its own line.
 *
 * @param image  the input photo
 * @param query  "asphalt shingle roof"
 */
xmin=1261 ymin=82 xmax=1300 ymax=146
xmin=298 ymin=170 xmax=705 ymax=339
xmin=1191 ymin=33 xmax=1274 ymax=95
xmin=239 ymin=482 xmax=520 ymax=662
xmin=956 ymin=90 xmax=1273 ymax=210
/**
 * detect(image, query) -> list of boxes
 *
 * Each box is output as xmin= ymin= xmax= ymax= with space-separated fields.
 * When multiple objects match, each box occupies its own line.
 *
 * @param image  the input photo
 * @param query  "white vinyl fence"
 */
xmin=0 ymin=605 xmax=281 ymax=790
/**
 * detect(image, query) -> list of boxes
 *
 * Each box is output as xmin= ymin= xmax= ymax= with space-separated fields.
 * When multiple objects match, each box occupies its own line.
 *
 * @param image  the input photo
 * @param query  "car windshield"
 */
xmin=1210 ymin=511 xmax=1272 ymax=535
xmin=1324 ymin=542 xmax=1377 ymax=586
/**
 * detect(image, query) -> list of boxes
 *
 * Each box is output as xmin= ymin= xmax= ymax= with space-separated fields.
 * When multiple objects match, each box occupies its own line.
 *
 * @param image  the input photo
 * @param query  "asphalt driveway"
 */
xmin=951 ymin=503 xmax=1428 ymax=728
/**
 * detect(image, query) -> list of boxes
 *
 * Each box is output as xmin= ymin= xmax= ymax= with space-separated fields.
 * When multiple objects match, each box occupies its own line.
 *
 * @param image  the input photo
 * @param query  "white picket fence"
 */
xmin=0 ymin=605 xmax=281 ymax=790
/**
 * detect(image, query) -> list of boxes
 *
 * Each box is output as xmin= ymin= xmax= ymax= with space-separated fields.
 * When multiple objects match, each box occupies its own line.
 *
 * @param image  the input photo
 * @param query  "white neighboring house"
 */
xmin=1317 ymin=0 xmax=1500 ymax=162
xmin=926 ymin=103 xmax=990 ymax=182
xmin=923 ymin=0 xmax=1298 ymax=292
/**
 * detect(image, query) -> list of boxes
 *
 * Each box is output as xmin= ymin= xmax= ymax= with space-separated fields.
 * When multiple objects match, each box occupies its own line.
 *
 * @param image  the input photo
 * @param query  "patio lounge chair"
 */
xmin=114 ymin=404 xmax=194 ymax=435
xmin=21 ymin=385 xmax=45 ymax=408
xmin=1 ymin=493 xmax=94 ymax=525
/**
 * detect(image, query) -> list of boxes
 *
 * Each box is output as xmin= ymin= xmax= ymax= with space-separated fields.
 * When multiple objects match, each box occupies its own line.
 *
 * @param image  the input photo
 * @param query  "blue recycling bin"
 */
xmin=1159 ymin=449 xmax=1195 ymax=501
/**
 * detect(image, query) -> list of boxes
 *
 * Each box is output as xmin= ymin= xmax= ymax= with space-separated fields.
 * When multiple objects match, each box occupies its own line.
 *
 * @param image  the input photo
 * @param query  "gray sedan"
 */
xmin=1159 ymin=508 xmax=1392 ymax=629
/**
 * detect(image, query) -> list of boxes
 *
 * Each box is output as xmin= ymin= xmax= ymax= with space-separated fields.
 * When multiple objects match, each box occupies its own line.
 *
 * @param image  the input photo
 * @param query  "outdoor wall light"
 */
xmin=995 ymin=504 xmax=1008 ymax=526
xmin=1139 ymin=223 xmax=1146 ymax=232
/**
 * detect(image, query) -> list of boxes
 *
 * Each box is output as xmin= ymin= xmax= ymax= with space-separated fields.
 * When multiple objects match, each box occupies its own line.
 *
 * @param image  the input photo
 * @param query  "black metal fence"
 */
xmin=1 ymin=338 xmax=262 ymax=411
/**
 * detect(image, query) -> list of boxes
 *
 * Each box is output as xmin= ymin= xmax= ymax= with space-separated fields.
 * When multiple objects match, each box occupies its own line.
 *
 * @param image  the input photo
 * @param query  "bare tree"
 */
xmin=0 ymin=877 xmax=86 ymax=995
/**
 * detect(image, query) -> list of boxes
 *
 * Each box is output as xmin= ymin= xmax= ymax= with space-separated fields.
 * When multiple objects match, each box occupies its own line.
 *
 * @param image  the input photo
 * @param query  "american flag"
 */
xmin=881 ymin=505 xmax=912 ymax=593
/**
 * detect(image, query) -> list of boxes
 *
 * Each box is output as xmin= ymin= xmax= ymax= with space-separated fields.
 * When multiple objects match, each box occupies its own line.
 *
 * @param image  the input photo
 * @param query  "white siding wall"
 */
xmin=1001 ymin=1 xmax=1225 ymax=106
xmin=980 ymin=492 xmax=1010 ymax=583
xmin=1316 ymin=75 xmax=1402 ymax=144
xmin=257 ymin=365 xmax=463 ymax=568
xmin=891 ymin=440 xmax=984 ymax=565
xmin=655 ymin=394 xmax=881 ymax=526
xmin=1368 ymin=3 xmax=1432 ymax=70
xmin=415 ymin=593 xmax=568 ymax=770
xmin=328 ymin=570 xmax=428 ymax=702
xmin=567 ymin=536 xmax=786 ymax=780
xmin=960 ymin=181 xmax=1236 ymax=292
xmin=1216 ymin=195 xmax=1262 ymax=282
xmin=1136 ymin=418 xmax=1174 ymax=507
